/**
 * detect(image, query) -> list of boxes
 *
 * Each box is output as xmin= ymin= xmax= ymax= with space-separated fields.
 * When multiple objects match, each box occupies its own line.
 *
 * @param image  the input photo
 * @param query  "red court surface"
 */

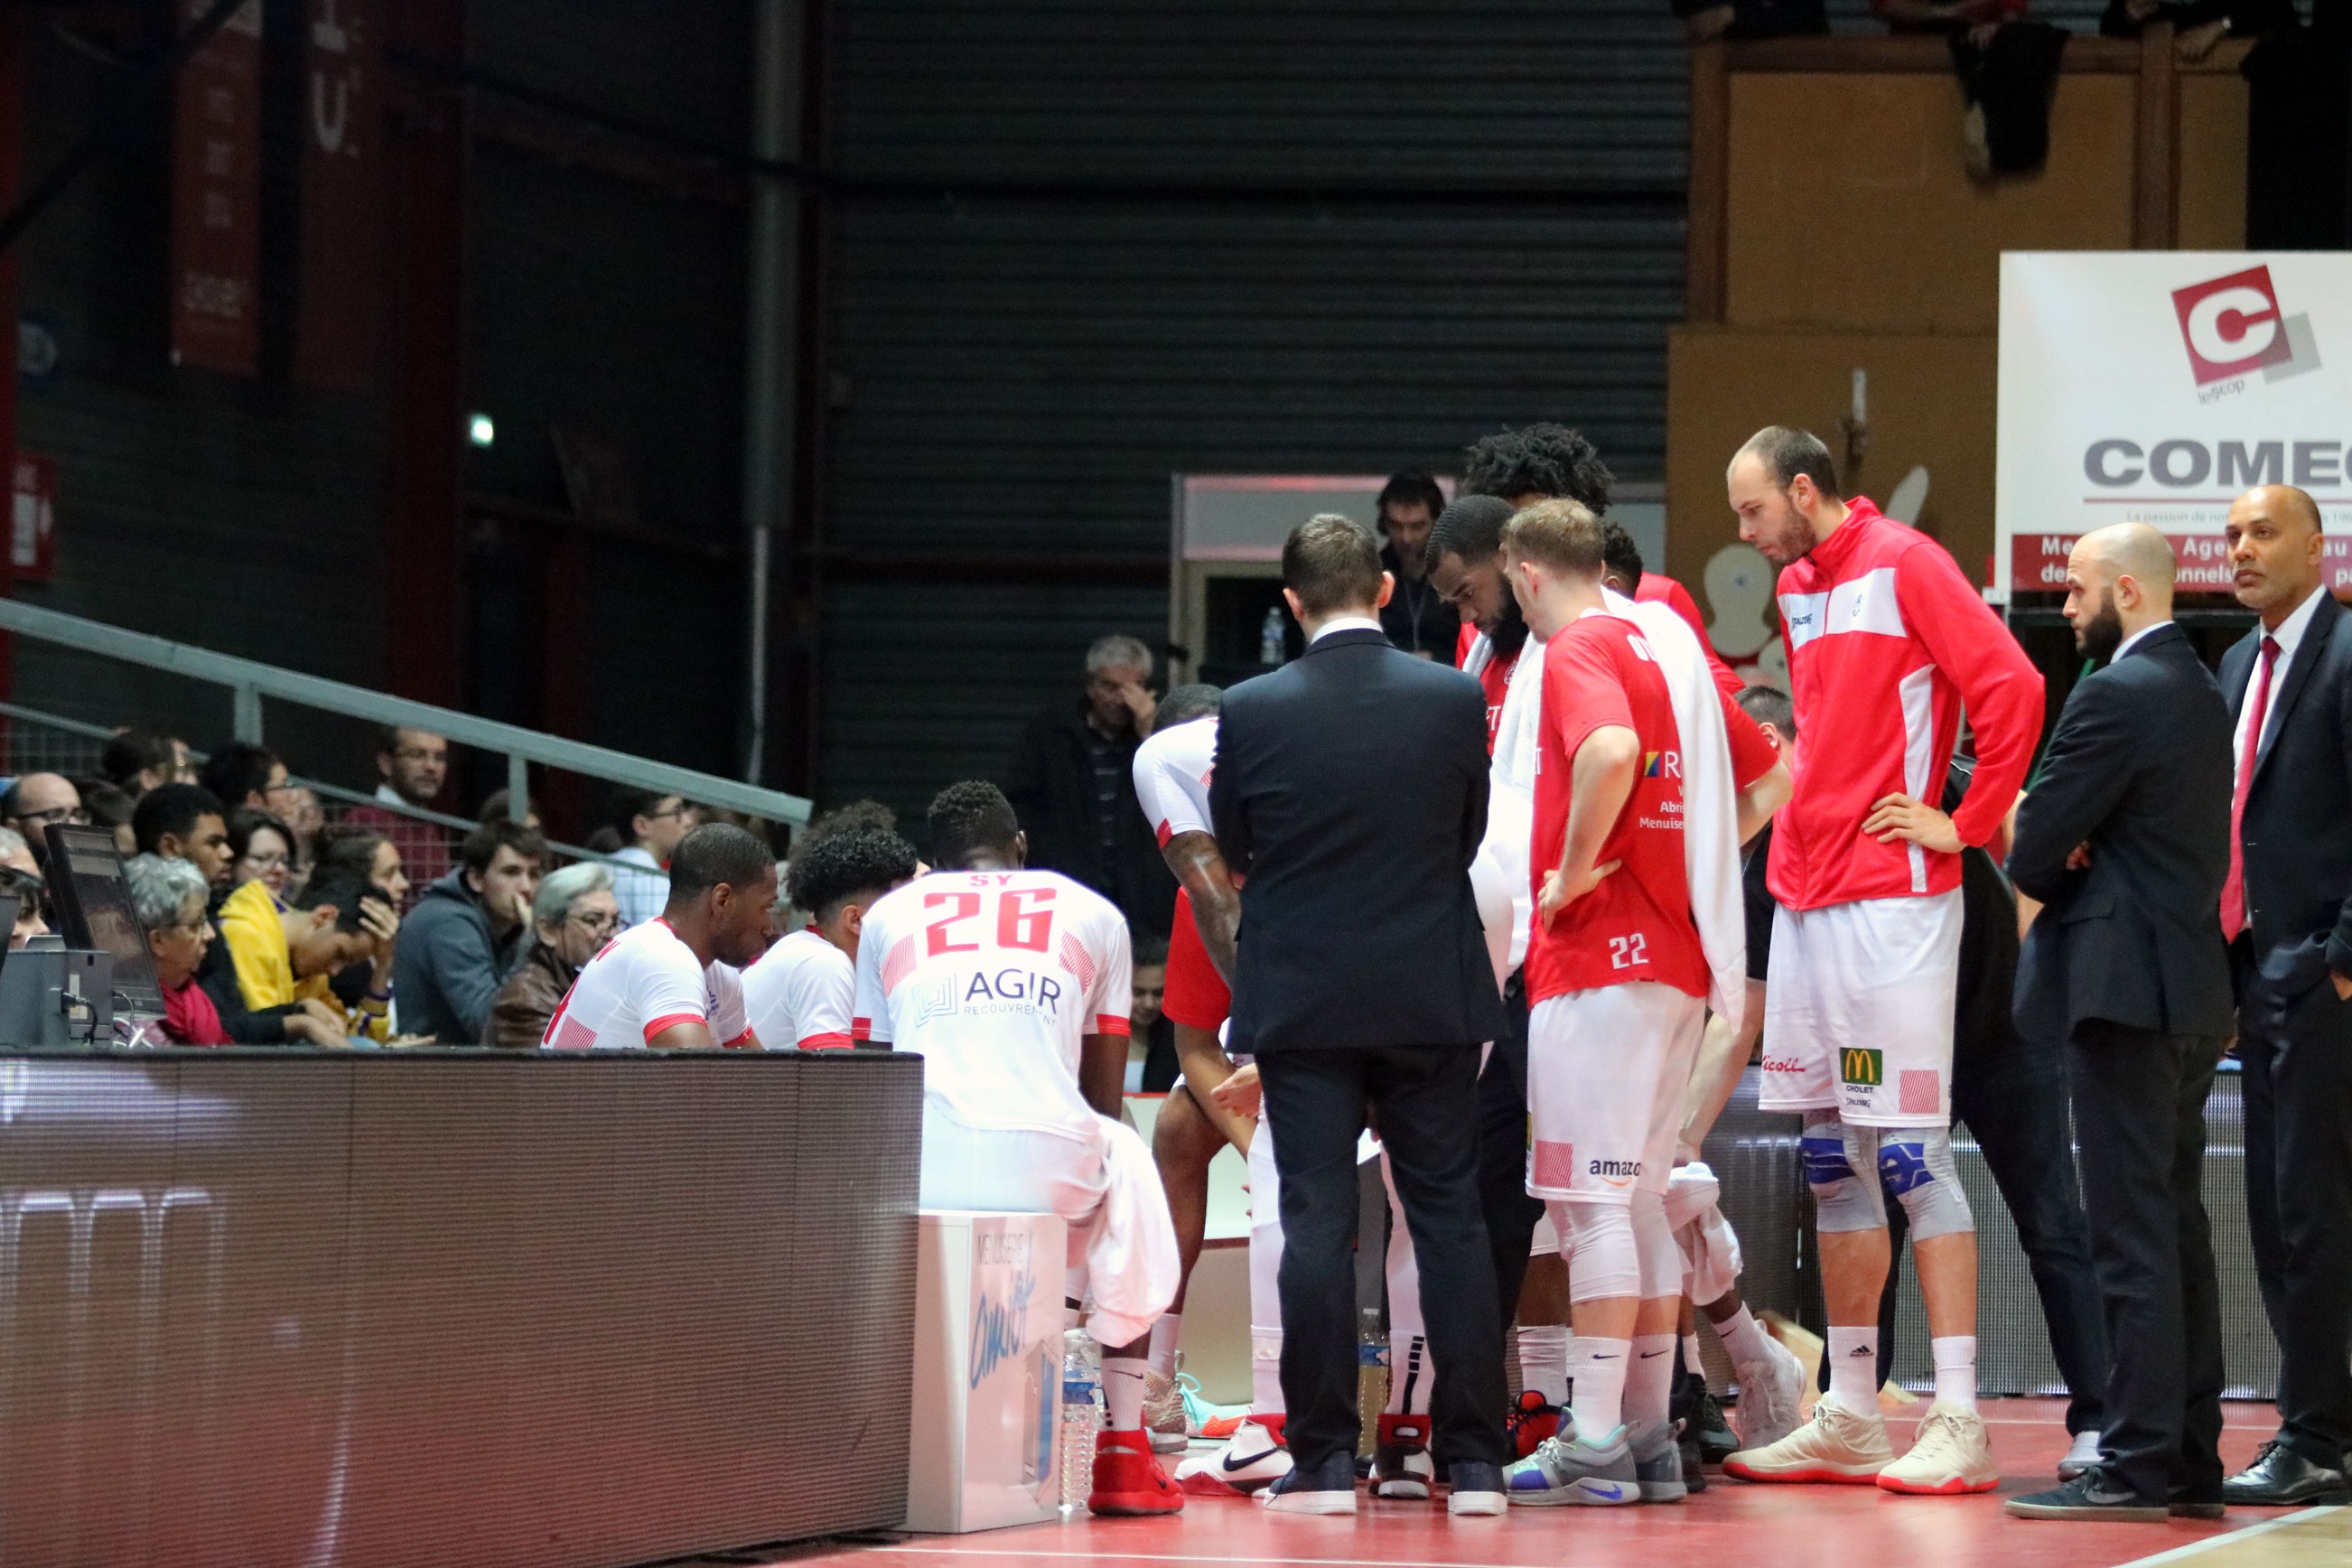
xmin=756 ymin=1401 xmax=2342 ymax=1568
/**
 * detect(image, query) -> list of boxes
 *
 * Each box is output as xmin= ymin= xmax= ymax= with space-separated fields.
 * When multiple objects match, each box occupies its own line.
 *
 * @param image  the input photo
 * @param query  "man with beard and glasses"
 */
xmin=1721 ymin=426 xmax=2041 ymax=1497
xmin=2002 ymin=521 xmax=2234 ymax=1522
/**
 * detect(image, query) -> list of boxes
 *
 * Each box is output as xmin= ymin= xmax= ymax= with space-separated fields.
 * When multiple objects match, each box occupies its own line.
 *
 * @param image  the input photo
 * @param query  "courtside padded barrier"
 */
xmin=0 ymin=1048 xmax=919 ymax=1568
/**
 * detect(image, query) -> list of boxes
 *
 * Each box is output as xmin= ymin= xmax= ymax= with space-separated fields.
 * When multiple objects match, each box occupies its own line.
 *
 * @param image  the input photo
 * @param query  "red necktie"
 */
xmin=2220 ymin=634 xmax=2281 ymax=941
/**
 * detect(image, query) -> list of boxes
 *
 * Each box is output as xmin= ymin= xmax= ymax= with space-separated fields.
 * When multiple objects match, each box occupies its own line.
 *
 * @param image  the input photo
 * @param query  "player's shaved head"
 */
xmin=929 ymin=780 xmax=1023 ymax=869
xmin=2081 ymin=521 xmax=2177 ymax=596
xmin=667 ymin=822 xmax=774 ymax=899
xmin=1155 ymin=683 xmax=1223 ymax=730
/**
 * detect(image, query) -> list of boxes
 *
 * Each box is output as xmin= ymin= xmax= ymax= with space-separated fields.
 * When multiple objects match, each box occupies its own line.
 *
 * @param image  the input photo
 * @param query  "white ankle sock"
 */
xmin=1251 ymin=1329 xmax=1285 ymax=1414
xmin=1931 ymin=1335 xmax=1977 ymax=1411
xmin=1104 ymin=1357 xmax=1149 ymax=1433
xmin=1569 ymin=1335 xmax=1631 ymax=1442
xmin=1148 ymin=1313 xmax=1181 ymax=1380
xmin=1518 ymin=1322 xmax=1571 ymax=1406
xmin=1715 ymin=1303 xmax=1770 ymax=1372
xmin=1827 ymin=1326 xmax=1879 ymax=1413
xmin=1629 ymin=1335 xmax=1677 ymax=1425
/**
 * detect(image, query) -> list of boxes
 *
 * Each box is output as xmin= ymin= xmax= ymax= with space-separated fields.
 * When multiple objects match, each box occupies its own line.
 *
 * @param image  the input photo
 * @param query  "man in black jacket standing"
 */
xmin=2214 ymin=485 xmax=2352 ymax=1507
xmin=1002 ymin=633 xmax=1179 ymax=938
xmin=1210 ymin=514 xmax=1510 ymax=1517
xmin=2004 ymin=521 xmax=2235 ymax=1521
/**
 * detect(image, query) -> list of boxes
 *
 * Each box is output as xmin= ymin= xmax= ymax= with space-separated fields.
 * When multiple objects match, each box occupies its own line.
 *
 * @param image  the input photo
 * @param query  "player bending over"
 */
xmin=742 ymin=826 xmax=918 ymax=1050
xmin=854 ymin=782 xmax=1183 ymax=1517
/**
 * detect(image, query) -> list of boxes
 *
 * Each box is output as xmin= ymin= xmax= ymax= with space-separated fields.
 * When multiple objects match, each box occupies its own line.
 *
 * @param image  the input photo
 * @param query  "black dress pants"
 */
xmin=1475 ymin=974 xmax=1545 ymax=1313
xmin=1260 ymin=1044 xmax=1510 ymax=1473
xmin=2239 ymin=971 xmax=2352 ymax=1469
xmin=1954 ymin=1018 xmax=2112 ymax=1436
xmin=2066 ymin=1022 xmax=2226 ymax=1502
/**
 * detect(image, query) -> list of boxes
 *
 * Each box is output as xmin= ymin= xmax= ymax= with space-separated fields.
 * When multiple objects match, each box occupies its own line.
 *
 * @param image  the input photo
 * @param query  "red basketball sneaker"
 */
xmin=1091 ymin=1429 xmax=1185 ymax=1516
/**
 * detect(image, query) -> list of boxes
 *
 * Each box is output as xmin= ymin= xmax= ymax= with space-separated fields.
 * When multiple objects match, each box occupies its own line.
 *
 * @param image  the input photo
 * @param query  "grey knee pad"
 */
xmin=1803 ymin=1115 xmax=1888 ymax=1234
xmin=1878 ymin=1126 xmax=1974 ymax=1240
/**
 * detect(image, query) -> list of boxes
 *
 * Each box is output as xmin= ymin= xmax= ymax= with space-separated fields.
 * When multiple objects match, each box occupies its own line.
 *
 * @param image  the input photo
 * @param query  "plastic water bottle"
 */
xmin=1356 ymin=1304 xmax=1389 ymax=1458
xmin=1259 ymin=606 xmax=1285 ymax=666
xmin=1059 ymin=1328 xmax=1101 ymax=1517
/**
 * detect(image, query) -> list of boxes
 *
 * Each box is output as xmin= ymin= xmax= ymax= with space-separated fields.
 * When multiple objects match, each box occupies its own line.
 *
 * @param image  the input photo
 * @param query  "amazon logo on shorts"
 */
xmin=1840 ymin=1047 xmax=1884 ymax=1087
xmin=1588 ymin=1158 xmax=1641 ymax=1185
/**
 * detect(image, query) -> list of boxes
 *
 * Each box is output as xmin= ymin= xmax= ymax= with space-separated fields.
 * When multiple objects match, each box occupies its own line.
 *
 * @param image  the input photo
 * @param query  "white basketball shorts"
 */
xmin=1525 ymin=981 xmax=1705 ymax=1205
xmin=1759 ymin=888 xmax=1962 ymax=1127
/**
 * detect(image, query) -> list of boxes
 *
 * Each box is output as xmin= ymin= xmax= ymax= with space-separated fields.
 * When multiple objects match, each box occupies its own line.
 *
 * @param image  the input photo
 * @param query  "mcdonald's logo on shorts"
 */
xmin=1840 ymin=1047 xmax=1884 ymax=1087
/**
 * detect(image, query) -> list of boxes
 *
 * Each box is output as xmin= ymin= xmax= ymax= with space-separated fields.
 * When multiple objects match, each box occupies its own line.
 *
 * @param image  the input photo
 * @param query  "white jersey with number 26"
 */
xmin=852 ymin=868 xmax=1132 ymax=1142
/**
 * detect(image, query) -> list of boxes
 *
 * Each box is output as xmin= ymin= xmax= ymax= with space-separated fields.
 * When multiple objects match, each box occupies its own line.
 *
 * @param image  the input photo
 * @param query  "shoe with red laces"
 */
xmin=1507 ymin=1389 xmax=1564 ymax=1461
xmin=1090 ymin=1429 xmax=1185 ymax=1516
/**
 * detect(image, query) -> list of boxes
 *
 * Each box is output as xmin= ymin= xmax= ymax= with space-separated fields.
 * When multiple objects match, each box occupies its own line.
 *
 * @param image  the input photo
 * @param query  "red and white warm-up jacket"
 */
xmin=1767 ymin=499 xmax=2043 ymax=912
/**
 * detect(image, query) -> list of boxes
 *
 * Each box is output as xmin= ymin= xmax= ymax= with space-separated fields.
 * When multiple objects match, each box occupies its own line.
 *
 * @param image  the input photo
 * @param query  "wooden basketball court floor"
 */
xmin=744 ymin=1400 xmax=2345 ymax=1568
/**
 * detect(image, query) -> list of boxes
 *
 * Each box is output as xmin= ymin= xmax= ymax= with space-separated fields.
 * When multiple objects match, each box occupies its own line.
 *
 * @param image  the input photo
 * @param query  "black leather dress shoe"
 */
xmin=2223 ymin=1441 xmax=2352 ymax=1506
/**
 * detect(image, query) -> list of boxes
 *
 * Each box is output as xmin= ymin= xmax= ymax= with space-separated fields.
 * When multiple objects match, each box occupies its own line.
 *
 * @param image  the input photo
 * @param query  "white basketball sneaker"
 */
xmin=1722 ymin=1395 xmax=1895 ymax=1483
xmin=1877 ymin=1401 xmax=2000 ymax=1496
xmin=1174 ymin=1414 xmax=1293 ymax=1497
xmin=1733 ymin=1330 xmax=1809 ymax=1453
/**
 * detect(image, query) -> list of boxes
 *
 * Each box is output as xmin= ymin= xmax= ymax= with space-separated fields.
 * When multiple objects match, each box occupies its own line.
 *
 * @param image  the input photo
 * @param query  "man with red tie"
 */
xmin=2214 ymin=485 xmax=2352 ymax=1507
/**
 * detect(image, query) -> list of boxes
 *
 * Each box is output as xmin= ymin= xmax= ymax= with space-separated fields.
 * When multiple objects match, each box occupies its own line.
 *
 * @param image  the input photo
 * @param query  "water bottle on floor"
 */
xmin=1059 ymin=1328 xmax=1102 ymax=1518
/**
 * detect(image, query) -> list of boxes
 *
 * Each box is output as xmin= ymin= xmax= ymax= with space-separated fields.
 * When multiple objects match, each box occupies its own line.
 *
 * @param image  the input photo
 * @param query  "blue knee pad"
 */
xmin=1877 ymin=1127 xmax=1974 ymax=1240
xmin=1803 ymin=1116 xmax=1887 ymax=1234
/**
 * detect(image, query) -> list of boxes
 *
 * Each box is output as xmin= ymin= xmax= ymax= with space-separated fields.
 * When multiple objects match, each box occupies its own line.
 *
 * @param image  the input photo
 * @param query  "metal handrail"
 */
xmin=0 ymin=599 xmax=811 ymax=826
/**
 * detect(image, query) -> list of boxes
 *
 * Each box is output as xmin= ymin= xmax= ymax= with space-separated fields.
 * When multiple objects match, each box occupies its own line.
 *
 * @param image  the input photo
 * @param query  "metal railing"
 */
xmin=0 ymin=599 xmax=812 ymax=834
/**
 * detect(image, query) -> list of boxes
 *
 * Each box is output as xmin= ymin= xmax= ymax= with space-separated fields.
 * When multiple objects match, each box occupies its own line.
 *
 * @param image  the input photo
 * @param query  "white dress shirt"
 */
xmin=1308 ymin=614 xmax=1384 ymax=644
xmin=2109 ymin=619 xmax=2173 ymax=663
xmin=2234 ymin=584 xmax=2329 ymax=780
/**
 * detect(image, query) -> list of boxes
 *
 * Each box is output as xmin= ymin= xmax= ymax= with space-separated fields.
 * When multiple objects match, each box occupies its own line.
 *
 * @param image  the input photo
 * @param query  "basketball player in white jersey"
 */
xmin=542 ymin=822 xmax=776 ymax=1050
xmin=854 ymin=781 xmax=1182 ymax=1516
xmin=742 ymin=827 xmax=918 ymax=1050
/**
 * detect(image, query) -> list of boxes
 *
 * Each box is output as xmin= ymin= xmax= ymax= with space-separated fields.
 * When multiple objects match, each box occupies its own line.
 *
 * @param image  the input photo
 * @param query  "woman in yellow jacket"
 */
xmin=217 ymin=868 xmax=400 ymax=1042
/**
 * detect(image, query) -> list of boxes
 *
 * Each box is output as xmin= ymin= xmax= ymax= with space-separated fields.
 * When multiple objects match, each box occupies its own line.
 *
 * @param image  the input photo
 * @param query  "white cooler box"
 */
xmin=902 ymin=1210 xmax=1068 ymax=1533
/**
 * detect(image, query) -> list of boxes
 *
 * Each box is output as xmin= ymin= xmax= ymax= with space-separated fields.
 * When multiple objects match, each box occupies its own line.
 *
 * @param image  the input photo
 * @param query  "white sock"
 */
xmin=1148 ymin=1313 xmax=1181 ymax=1380
xmin=1104 ymin=1357 xmax=1149 ymax=1433
xmin=1386 ymin=1332 xmax=1429 ymax=1415
xmin=1931 ymin=1335 xmax=1977 ymax=1412
xmin=1629 ymin=1334 xmax=1677 ymax=1425
xmin=1569 ymin=1335 xmax=1631 ymax=1443
xmin=1518 ymin=1321 xmax=1571 ymax=1406
xmin=1827 ymin=1326 xmax=1880 ymax=1413
xmin=1715 ymin=1302 xmax=1771 ymax=1373
xmin=1681 ymin=1331 xmax=1705 ymax=1379
xmin=1251 ymin=1329 xmax=1284 ymax=1415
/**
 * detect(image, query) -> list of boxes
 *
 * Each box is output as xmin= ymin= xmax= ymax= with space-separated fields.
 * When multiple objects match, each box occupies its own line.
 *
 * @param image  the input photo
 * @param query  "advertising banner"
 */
xmin=1996 ymin=252 xmax=2352 ymax=597
xmin=294 ymin=0 xmax=385 ymax=391
xmin=169 ymin=0 xmax=265 ymax=374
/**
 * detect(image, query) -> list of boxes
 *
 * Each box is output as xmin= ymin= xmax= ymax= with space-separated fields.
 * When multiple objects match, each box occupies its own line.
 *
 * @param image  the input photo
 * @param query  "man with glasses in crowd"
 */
xmin=2 ymin=772 xmax=84 ymax=864
xmin=341 ymin=726 xmax=456 ymax=908
xmin=607 ymin=789 xmax=694 ymax=929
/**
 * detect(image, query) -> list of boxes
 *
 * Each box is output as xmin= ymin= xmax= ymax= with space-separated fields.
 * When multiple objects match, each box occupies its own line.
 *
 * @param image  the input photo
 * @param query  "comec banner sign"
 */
xmin=1996 ymin=252 xmax=2352 ymax=597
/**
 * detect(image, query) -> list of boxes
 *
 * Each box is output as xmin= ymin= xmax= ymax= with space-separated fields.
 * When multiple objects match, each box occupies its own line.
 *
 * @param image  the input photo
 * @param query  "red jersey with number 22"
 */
xmin=1526 ymin=612 xmax=1775 ymax=1004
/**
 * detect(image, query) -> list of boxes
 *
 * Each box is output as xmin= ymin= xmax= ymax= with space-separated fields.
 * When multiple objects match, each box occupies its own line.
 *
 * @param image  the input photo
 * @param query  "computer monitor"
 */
xmin=42 ymin=825 xmax=164 ymax=1020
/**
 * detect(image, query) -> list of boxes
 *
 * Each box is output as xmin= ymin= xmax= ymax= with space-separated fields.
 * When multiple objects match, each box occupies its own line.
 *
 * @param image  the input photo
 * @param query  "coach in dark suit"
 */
xmin=2214 ymin=486 xmax=2352 ymax=1507
xmin=2003 ymin=523 xmax=2234 ymax=1521
xmin=1211 ymin=514 xmax=1511 ymax=1512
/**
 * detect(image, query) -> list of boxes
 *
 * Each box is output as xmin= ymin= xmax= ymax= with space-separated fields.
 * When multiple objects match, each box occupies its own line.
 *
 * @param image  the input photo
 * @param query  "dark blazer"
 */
xmin=1001 ymin=695 xmax=1179 ymax=937
xmin=2011 ymin=622 xmax=2235 ymax=1041
xmin=2219 ymin=593 xmax=2352 ymax=994
xmin=1209 ymin=626 xmax=1506 ymax=1053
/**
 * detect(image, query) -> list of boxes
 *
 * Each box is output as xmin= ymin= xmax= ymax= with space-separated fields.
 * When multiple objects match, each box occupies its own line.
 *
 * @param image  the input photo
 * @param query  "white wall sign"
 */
xmin=1996 ymin=252 xmax=2352 ymax=597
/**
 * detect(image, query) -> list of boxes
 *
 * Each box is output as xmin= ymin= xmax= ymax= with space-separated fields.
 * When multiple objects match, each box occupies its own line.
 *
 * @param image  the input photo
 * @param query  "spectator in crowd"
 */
xmin=394 ymin=818 xmax=546 ymax=1044
xmin=605 ymin=788 xmax=692 ymax=929
xmin=2 ymin=772 xmax=83 ymax=862
xmin=227 ymin=808 xmax=296 ymax=907
xmin=0 ymin=862 xmax=48 ymax=947
xmin=489 ymin=862 xmax=620 ymax=1047
xmin=275 ymin=784 xmax=325 ymax=895
xmin=101 ymin=729 xmax=193 ymax=795
xmin=339 ymin=726 xmax=455 ymax=905
xmin=1131 ymin=929 xmax=1178 ymax=1093
xmin=478 ymin=788 xmax=543 ymax=830
xmin=1003 ymin=633 xmax=1178 ymax=938
xmin=198 ymin=741 xmax=289 ymax=811
xmin=78 ymin=778 xmax=139 ymax=857
xmin=312 ymin=826 xmax=411 ymax=911
xmin=216 ymin=869 xmax=397 ymax=1042
xmin=132 ymin=783 xmax=233 ymax=891
xmin=126 ymin=853 xmax=228 ymax=1046
xmin=1377 ymin=471 xmax=1459 ymax=659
